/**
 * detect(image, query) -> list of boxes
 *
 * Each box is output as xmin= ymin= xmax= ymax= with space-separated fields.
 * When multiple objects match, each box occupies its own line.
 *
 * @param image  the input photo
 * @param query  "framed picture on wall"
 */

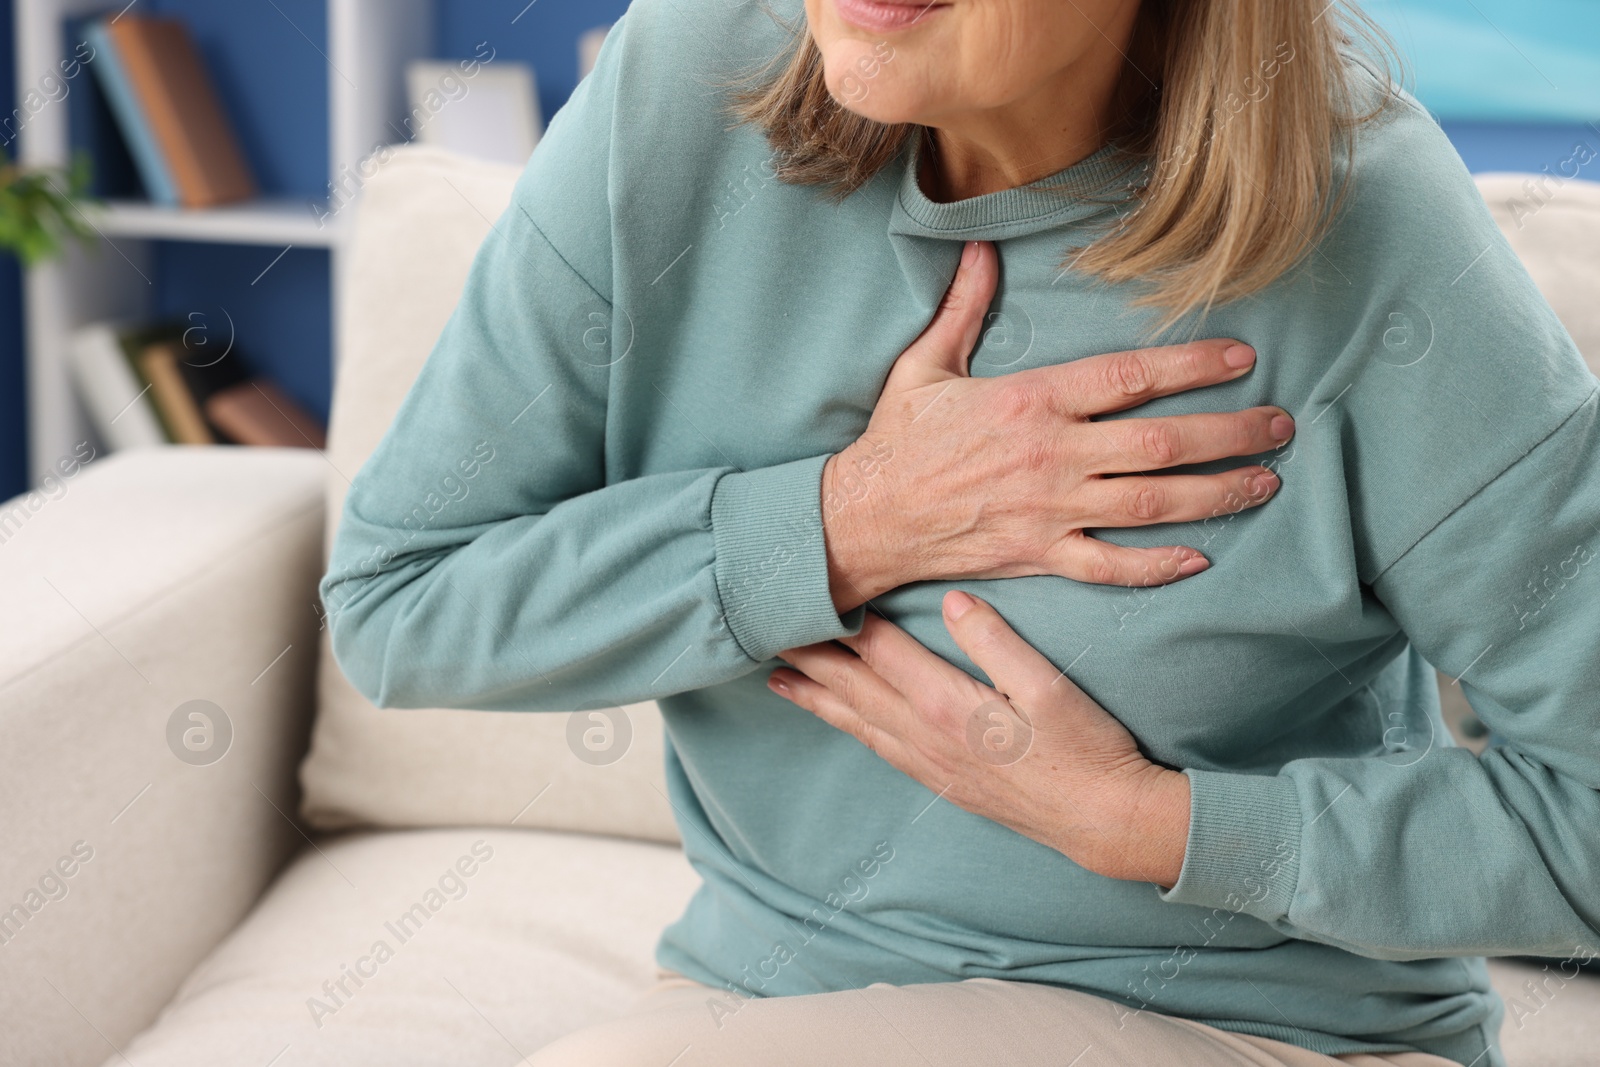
xmin=579 ymin=26 xmax=609 ymax=80
xmin=404 ymin=60 xmax=543 ymax=167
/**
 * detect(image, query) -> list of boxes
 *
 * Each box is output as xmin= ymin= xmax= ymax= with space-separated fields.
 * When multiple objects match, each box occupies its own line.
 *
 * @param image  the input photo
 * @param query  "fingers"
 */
xmin=1046 ymin=535 xmax=1209 ymax=587
xmin=884 ymin=241 xmax=999 ymax=391
xmin=1080 ymin=467 xmax=1279 ymax=527
xmin=771 ymin=641 xmax=921 ymax=761
xmin=940 ymin=591 xmax=1074 ymax=709
xmin=769 ymin=666 xmax=913 ymax=764
xmin=1037 ymin=339 xmax=1258 ymax=417
xmin=1084 ymin=407 xmax=1294 ymax=473
xmin=777 ymin=642 xmax=913 ymax=736
xmin=837 ymin=612 xmax=976 ymax=705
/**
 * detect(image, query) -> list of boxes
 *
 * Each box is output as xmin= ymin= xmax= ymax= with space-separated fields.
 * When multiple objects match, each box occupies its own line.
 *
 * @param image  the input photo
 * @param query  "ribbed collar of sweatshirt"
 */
xmin=889 ymin=136 xmax=1152 ymax=242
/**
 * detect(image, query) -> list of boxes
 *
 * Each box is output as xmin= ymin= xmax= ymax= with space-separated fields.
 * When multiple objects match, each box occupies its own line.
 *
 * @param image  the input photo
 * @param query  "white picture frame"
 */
xmin=404 ymin=60 xmax=542 ymax=167
xmin=579 ymin=27 xmax=609 ymax=81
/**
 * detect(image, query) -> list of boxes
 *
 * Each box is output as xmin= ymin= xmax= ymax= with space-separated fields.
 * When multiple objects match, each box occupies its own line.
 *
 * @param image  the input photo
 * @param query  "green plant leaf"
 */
xmin=0 ymin=152 xmax=98 ymax=266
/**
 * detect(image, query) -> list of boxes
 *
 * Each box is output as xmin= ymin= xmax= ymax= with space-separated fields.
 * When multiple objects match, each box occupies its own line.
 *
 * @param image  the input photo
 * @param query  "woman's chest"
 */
xmin=869 ymin=522 xmax=1407 ymax=774
xmin=609 ymin=213 xmax=1408 ymax=758
xmin=601 ymin=224 xmax=1325 ymax=481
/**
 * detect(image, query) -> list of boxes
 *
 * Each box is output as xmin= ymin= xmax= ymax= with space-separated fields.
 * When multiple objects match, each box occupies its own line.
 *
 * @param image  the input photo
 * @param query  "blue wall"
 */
xmin=1440 ymin=120 xmax=1599 ymax=177
xmin=1 ymin=0 xmax=24 ymax=500
xmin=436 ymin=0 xmax=629 ymax=118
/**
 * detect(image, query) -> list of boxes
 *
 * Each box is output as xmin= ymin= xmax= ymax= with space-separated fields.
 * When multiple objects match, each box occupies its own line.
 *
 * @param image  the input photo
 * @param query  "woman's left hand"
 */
xmin=770 ymin=590 xmax=1192 ymax=887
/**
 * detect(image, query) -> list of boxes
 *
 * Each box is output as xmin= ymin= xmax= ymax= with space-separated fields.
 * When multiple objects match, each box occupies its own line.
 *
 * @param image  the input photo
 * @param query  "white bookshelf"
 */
xmin=13 ymin=0 xmax=434 ymax=485
xmin=92 ymin=198 xmax=348 ymax=247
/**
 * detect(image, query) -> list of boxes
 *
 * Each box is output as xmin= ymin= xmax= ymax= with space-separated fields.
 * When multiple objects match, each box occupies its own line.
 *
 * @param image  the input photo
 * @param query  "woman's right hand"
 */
xmin=822 ymin=240 xmax=1295 ymax=612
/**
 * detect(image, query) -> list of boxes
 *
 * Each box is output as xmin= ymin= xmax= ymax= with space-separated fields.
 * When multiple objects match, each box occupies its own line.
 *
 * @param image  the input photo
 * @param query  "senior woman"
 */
xmin=321 ymin=0 xmax=1600 ymax=1063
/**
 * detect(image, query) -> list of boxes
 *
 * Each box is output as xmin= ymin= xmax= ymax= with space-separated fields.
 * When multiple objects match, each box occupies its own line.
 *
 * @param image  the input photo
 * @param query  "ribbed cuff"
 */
xmin=1158 ymin=768 xmax=1302 ymax=924
xmin=710 ymin=455 xmax=863 ymax=663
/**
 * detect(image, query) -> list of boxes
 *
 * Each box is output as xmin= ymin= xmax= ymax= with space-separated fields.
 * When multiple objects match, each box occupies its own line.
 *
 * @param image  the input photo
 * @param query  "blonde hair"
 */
xmin=733 ymin=0 xmax=1403 ymax=333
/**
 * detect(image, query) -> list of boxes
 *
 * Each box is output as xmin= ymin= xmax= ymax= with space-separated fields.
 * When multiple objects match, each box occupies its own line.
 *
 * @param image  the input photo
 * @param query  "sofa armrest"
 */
xmin=0 ymin=446 xmax=324 ymax=1067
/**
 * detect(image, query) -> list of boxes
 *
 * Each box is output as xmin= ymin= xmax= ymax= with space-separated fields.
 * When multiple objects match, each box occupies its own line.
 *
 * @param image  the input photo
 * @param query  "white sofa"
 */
xmin=2 ymin=148 xmax=1597 ymax=1067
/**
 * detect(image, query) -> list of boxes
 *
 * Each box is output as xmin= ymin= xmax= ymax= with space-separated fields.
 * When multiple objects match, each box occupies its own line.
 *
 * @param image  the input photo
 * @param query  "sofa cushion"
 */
xmin=0 ymin=447 xmax=325 ymax=1067
xmin=1475 ymin=174 xmax=1600 ymax=374
xmin=101 ymin=830 xmax=1600 ymax=1067
xmin=298 ymin=146 xmax=678 ymax=843
xmin=1490 ymin=958 xmax=1600 ymax=1067
xmin=102 ymin=828 xmax=701 ymax=1067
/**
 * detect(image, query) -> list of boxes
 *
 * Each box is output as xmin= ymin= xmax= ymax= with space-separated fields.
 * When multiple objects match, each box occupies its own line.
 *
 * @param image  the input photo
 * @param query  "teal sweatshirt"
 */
xmin=320 ymin=2 xmax=1600 ymax=1063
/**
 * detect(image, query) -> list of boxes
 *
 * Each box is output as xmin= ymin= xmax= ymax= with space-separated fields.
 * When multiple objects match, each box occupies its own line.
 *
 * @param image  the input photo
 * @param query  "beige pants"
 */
xmin=523 ymin=970 xmax=1464 ymax=1066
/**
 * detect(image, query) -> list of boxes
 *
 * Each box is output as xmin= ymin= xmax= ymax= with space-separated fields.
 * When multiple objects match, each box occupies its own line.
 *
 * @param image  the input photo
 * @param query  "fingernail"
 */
xmin=960 ymin=241 xmax=979 ymax=269
xmin=1224 ymin=344 xmax=1255 ymax=370
xmin=1249 ymin=469 xmax=1280 ymax=497
xmin=1177 ymin=553 xmax=1210 ymax=576
xmin=1270 ymin=414 xmax=1295 ymax=440
xmin=767 ymin=675 xmax=791 ymax=698
xmin=944 ymin=589 xmax=976 ymax=619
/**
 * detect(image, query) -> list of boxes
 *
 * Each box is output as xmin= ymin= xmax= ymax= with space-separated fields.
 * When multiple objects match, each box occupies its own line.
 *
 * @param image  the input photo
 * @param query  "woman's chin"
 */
xmin=834 ymin=98 xmax=914 ymax=125
xmin=825 ymin=77 xmax=928 ymax=126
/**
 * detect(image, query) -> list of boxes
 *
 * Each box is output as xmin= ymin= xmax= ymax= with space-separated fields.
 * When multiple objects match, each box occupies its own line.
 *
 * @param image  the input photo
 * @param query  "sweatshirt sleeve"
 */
xmin=1160 ymin=386 xmax=1600 ymax=961
xmin=319 ymin=11 xmax=858 ymax=713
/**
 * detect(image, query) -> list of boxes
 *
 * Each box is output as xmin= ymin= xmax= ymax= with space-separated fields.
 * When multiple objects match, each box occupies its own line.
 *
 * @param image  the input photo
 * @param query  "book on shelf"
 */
xmin=85 ymin=14 xmax=257 ymax=209
xmin=205 ymin=380 xmax=327 ymax=449
xmin=67 ymin=321 xmax=326 ymax=451
xmin=65 ymin=17 xmax=142 ymax=199
xmin=67 ymin=324 xmax=167 ymax=451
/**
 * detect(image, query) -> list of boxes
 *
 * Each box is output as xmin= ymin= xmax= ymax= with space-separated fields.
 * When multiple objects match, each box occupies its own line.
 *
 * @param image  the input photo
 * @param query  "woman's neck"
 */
xmin=917 ymin=11 xmax=1142 ymax=202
